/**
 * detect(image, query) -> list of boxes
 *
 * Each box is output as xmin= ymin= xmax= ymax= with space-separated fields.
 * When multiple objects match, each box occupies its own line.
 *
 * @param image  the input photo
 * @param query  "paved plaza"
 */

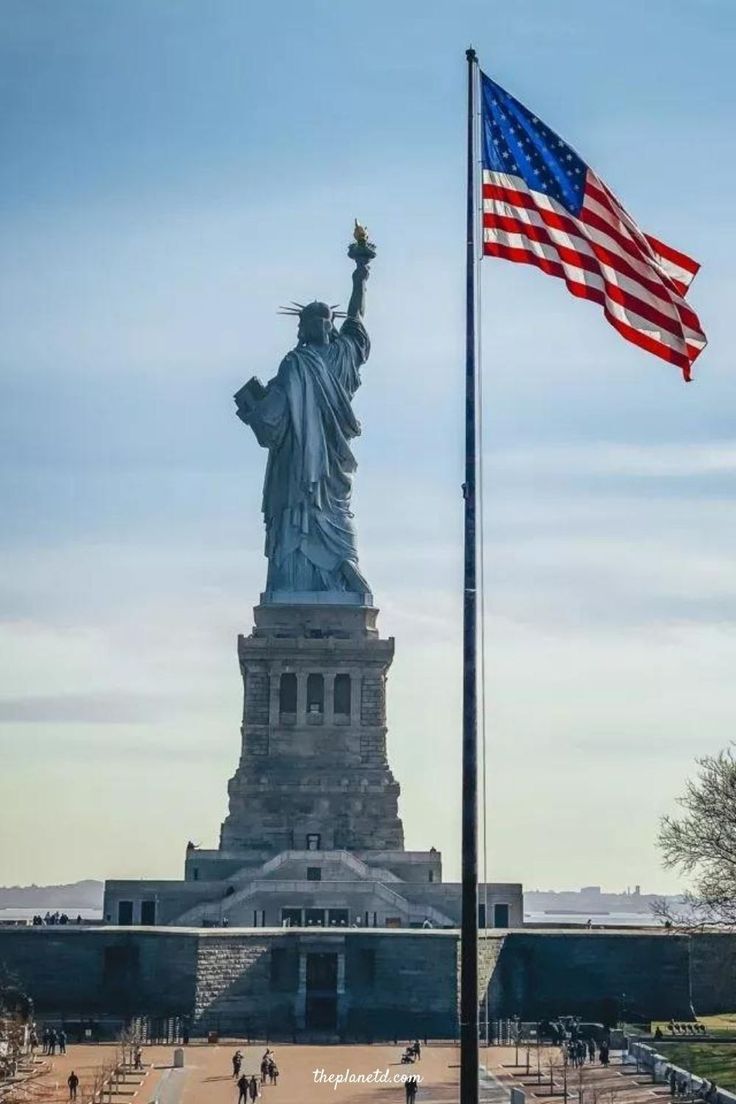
xmin=2 ymin=1043 xmax=684 ymax=1104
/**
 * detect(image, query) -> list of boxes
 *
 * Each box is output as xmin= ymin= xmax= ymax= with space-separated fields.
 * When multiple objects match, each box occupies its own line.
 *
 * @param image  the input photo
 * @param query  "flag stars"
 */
xmin=482 ymin=77 xmax=586 ymax=214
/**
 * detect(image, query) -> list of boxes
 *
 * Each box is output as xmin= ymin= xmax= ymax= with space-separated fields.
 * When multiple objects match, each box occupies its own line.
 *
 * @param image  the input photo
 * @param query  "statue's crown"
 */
xmin=278 ymin=301 xmax=346 ymax=319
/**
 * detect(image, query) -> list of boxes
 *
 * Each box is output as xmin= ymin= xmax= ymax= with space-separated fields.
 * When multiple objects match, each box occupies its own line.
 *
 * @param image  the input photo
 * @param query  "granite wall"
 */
xmin=691 ymin=932 xmax=736 ymax=1014
xmin=193 ymin=933 xmax=285 ymax=1035
xmin=488 ymin=932 xmax=692 ymax=1021
xmin=0 ymin=928 xmax=198 ymax=1016
xmin=343 ymin=933 xmax=458 ymax=1038
xmin=0 ymin=926 xmax=722 ymax=1037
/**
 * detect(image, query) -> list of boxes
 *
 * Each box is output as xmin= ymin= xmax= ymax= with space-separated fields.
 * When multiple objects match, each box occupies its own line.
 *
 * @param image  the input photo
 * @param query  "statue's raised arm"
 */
xmin=346 ymin=220 xmax=376 ymax=320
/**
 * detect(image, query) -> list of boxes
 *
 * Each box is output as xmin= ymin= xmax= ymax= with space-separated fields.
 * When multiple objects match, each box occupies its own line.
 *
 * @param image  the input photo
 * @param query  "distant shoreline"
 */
xmin=525 ymin=910 xmax=661 ymax=927
xmin=2 ymin=906 xmax=662 ymax=928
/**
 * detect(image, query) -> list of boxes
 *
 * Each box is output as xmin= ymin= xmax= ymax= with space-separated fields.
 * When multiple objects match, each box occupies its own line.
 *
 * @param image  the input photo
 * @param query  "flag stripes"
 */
xmin=482 ymin=170 xmax=706 ymax=379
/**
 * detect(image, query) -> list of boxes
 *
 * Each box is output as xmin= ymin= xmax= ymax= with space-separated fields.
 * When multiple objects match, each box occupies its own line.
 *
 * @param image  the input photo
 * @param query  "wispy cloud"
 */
xmin=494 ymin=442 xmax=736 ymax=478
xmin=0 ymin=692 xmax=187 ymax=725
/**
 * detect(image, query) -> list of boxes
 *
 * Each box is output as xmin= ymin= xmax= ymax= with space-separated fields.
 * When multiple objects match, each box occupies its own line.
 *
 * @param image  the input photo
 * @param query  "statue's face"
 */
xmin=298 ymin=303 xmax=332 ymax=345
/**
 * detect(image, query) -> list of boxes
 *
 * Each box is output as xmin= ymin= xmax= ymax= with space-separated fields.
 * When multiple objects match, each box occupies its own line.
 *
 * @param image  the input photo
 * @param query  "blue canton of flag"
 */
xmin=481 ymin=75 xmax=586 ymax=215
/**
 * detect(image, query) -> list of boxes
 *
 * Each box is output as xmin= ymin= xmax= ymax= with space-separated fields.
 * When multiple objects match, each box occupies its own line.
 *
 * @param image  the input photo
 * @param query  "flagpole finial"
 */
xmin=466 ymin=46 xmax=477 ymax=63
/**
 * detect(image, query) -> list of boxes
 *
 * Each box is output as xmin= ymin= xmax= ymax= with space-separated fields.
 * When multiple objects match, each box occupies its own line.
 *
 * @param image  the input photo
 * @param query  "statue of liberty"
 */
xmin=234 ymin=223 xmax=376 ymax=603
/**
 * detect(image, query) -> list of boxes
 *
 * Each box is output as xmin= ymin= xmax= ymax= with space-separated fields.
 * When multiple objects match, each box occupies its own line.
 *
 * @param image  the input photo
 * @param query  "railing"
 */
xmin=183 ymin=876 xmax=410 ymax=919
xmin=174 ymin=874 xmax=456 ymax=928
xmin=626 ymin=1039 xmax=736 ymax=1104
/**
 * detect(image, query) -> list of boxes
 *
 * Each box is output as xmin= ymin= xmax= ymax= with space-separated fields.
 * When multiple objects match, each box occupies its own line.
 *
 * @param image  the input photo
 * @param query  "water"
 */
xmin=525 ymin=910 xmax=663 ymax=928
xmin=0 ymin=907 xmax=102 ymax=923
xmin=2 ymin=906 xmax=662 ymax=927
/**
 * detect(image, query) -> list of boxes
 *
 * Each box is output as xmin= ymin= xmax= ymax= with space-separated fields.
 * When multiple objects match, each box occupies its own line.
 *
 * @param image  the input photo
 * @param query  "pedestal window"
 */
xmin=279 ymin=673 xmax=297 ymax=720
xmin=307 ymin=674 xmax=324 ymax=722
xmin=334 ymin=673 xmax=351 ymax=722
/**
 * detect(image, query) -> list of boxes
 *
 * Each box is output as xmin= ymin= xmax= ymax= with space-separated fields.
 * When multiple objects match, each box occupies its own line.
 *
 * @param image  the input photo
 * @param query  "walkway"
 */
xmin=486 ymin=1047 xmax=677 ymax=1104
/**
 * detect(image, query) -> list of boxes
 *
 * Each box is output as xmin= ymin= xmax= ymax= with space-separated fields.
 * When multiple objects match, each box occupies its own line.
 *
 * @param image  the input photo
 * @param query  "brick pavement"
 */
xmin=2 ymin=1042 xmax=678 ymax=1104
xmin=2 ymin=1044 xmax=461 ymax=1104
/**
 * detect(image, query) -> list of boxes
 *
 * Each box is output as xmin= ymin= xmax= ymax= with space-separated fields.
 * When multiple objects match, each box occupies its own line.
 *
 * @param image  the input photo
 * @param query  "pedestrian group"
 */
xmin=233 ymin=1047 xmax=280 ymax=1100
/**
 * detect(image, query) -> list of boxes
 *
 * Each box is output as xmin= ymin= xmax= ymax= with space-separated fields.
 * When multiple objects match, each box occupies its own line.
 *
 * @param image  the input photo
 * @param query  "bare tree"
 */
xmin=657 ymin=748 xmax=736 ymax=929
xmin=0 ymin=970 xmax=33 ymax=1085
xmin=545 ymin=1050 xmax=564 ymax=1098
xmin=575 ymin=1061 xmax=592 ymax=1104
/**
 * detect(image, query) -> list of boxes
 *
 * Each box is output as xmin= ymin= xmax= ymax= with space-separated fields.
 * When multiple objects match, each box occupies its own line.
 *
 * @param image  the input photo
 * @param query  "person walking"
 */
xmin=248 ymin=1074 xmax=259 ymax=1101
xmin=68 ymin=1072 xmax=79 ymax=1101
xmin=405 ymin=1075 xmax=418 ymax=1103
xmin=59 ymin=1030 xmax=67 ymax=1055
xmin=237 ymin=1073 xmax=248 ymax=1104
xmin=413 ymin=1040 xmax=421 ymax=1060
xmin=587 ymin=1038 xmax=596 ymax=1063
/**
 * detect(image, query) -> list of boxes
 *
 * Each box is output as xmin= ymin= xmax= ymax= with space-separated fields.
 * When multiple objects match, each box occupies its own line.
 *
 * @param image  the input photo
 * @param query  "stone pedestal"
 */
xmin=219 ymin=603 xmax=404 ymax=856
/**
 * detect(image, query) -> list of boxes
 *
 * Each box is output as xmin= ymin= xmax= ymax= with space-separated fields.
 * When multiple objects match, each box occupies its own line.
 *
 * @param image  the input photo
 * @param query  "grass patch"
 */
xmin=700 ymin=1016 xmax=736 ymax=1035
xmin=654 ymin=1043 xmax=736 ymax=1093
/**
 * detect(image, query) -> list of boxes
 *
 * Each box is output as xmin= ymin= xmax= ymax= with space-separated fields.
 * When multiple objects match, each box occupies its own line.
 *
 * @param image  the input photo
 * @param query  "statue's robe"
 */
xmin=246 ymin=317 xmax=371 ymax=595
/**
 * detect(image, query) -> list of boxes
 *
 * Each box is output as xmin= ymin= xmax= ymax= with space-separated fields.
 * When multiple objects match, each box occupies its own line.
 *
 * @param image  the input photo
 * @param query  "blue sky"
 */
xmin=1 ymin=0 xmax=735 ymax=892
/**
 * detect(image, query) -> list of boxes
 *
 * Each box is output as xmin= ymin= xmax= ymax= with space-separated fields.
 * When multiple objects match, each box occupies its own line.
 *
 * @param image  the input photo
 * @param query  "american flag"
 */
xmin=480 ymin=72 xmax=706 ymax=380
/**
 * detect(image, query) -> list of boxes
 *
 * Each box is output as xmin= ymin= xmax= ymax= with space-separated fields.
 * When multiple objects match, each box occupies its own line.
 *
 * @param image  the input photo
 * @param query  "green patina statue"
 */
xmin=235 ymin=223 xmax=376 ymax=603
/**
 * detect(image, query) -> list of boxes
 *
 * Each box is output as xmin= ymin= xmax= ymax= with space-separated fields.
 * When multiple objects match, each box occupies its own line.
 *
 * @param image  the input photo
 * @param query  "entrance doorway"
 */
xmin=493 ymin=903 xmax=510 ymax=928
xmin=305 ymin=952 xmax=338 ymax=1031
